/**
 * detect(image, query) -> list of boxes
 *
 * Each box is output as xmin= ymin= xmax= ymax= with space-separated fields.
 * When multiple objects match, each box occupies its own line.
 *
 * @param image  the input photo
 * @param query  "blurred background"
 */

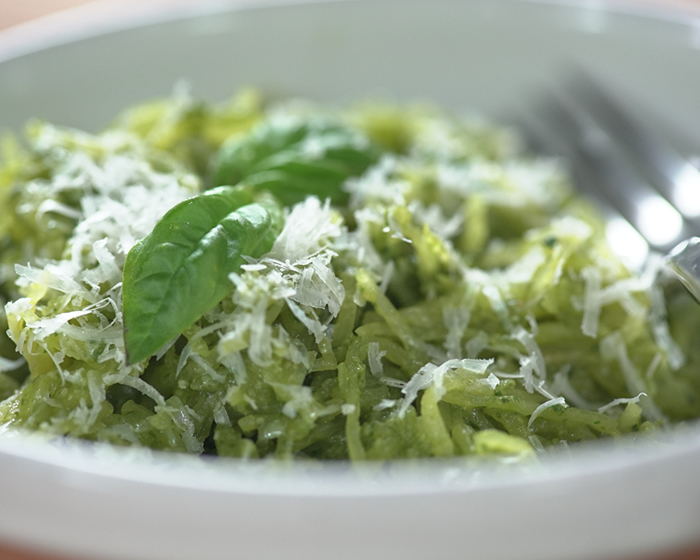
xmin=1 ymin=0 xmax=94 ymax=29
xmin=2 ymin=0 xmax=700 ymax=31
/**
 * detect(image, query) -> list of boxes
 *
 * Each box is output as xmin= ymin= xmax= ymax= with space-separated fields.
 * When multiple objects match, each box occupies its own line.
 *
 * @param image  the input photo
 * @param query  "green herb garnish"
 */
xmin=214 ymin=117 xmax=380 ymax=206
xmin=122 ymin=185 xmax=283 ymax=364
xmin=122 ymin=116 xmax=380 ymax=363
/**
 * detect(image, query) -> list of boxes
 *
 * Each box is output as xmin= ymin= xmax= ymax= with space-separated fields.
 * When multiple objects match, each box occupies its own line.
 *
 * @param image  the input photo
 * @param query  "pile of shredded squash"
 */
xmin=0 ymin=89 xmax=698 ymax=461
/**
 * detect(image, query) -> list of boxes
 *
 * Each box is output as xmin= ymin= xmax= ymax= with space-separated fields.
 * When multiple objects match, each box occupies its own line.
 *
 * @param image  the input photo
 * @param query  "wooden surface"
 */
xmin=0 ymin=1 xmax=700 ymax=560
xmin=0 ymin=0 xmax=94 ymax=30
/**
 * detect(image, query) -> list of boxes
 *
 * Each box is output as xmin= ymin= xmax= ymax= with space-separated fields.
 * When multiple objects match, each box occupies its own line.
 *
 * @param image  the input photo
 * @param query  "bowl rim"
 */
xmin=1 ymin=423 xmax=700 ymax=497
xmin=1 ymin=0 xmax=700 ymax=65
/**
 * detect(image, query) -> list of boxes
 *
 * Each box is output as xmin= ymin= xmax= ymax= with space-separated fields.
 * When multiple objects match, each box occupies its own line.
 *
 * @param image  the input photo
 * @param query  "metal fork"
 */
xmin=518 ymin=71 xmax=700 ymax=300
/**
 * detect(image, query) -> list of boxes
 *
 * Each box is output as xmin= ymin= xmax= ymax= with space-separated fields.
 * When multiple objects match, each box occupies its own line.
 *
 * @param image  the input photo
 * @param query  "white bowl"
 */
xmin=1 ymin=1 xmax=700 ymax=559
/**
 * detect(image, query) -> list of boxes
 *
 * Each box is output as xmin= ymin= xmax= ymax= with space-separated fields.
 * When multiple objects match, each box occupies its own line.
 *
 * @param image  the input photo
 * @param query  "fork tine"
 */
xmin=517 ymin=105 xmax=650 ymax=270
xmin=526 ymin=79 xmax=693 ymax=253
xmin=567 ymin=72 xmax=700 ymax=221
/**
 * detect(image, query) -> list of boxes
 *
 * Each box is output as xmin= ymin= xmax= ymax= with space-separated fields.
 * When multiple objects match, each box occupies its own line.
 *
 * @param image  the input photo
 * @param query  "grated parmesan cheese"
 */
xmin=399 ymin=358 xmax=493 ymax=417
xmin=528 ymin=396 xmax=568 ymax=430
xmin=598 ymin=393 xmax=647 ymax=414
xmin=367 ymin=342 xmax=386 ymax=376
xmin=600 ymin=332 xmax=667 ymax=422
xmin=512 ymin=326 xmax=547 ymax=394
xmin=581 ymin=266 xmax=603 ymax=338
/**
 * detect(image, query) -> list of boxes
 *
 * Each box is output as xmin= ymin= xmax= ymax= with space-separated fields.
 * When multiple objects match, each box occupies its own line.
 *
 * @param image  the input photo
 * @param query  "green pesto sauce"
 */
xmin=0 ymin=89 xmax=698 ymax=462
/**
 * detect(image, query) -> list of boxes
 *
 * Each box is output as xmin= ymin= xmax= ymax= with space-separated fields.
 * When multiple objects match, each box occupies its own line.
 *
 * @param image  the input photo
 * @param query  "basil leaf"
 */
xmin=122 ymin=185 xmax=283 ymax=364
xmin=213 ymin=118 xmax=380 ymax=206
